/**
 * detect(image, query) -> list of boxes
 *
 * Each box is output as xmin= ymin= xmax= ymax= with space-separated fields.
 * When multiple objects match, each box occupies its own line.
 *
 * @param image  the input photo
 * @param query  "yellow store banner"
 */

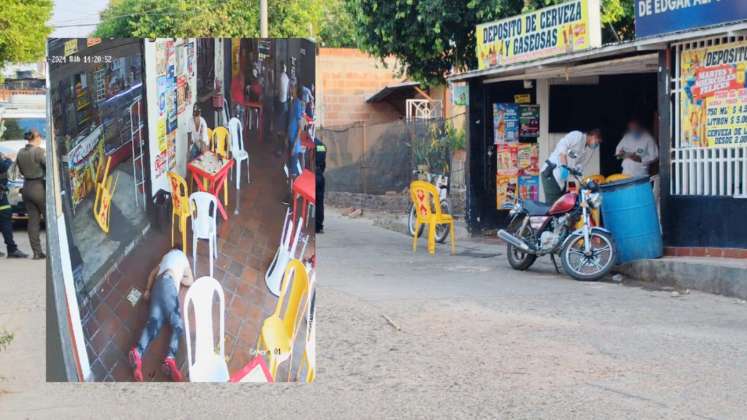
xmin=681 ymin=40 xmax=747 ymax=147
xmin=476 ymin=0 xmax=601 ymax=70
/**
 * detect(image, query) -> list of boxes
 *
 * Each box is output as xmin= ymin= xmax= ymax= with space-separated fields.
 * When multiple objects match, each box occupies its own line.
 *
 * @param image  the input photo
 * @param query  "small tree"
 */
xmin=348 ymin=0 xmax=635 ymax=85
xmin=0 ymin=1 xmax=53 ymax=74
xmin=95 ymin=0 xmax=357 ymax=46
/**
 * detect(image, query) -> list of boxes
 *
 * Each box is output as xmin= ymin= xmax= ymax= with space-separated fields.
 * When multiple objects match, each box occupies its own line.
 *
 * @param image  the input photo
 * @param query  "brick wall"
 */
xmin=316 ymin=48 xmax=403 ymax=128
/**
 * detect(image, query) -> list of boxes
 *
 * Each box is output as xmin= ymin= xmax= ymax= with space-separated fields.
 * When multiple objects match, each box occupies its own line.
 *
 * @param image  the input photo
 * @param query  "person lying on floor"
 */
xmin=129 ymin=249 xmax=194 ymax=382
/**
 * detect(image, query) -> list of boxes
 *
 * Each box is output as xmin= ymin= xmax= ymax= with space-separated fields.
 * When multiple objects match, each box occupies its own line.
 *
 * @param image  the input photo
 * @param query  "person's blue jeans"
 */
xmin=136 ymin=273 xmax=183 ymax=359
xmin=0 ymin=195 xmax=18 ymax=254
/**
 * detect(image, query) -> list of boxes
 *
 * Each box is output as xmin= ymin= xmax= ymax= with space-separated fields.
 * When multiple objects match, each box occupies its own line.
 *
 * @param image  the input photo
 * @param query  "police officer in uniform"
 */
xmin=16 ymin=129 xmax=46 ymax=259
xmin=0 ymin=152 xmax=28 ymax=258
xmin=314 ymin=136 xmax=327 ymax=234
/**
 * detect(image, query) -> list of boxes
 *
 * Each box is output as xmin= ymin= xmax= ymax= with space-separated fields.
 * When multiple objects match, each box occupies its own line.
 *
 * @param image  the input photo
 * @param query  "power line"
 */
xmin=51 ymin=6 xmax=203 ymax=28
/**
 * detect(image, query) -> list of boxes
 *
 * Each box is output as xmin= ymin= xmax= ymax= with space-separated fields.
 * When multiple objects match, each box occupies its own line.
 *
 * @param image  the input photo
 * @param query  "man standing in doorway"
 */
xmin=129 ymin=248 xmax=194 ymax=382
xmin=15 ymin=129 xmax=46 ymax=259
xmin=541 ymin=129 xmax=602 ymax=205
xmin=0 ymin=152 xmax=28 ymax=258
xmin=615 ymin=118 xmax=659 ymax=178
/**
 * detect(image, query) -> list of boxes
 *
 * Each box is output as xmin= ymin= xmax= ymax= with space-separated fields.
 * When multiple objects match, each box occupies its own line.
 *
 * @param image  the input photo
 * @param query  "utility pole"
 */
xmin=260 ymin=0 xmax=268 ymax=37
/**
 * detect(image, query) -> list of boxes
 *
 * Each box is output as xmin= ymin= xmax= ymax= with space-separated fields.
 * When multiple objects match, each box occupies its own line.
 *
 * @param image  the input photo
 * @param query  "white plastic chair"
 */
xmin=190 ymin=192 xmax=218 ymax=278
xmin=183 ymin=276 xmax=229 ymax=382
xmin=228 ymin=116 xmax=249 ymax=189
xmin=265 ymin=208 xmax=308 ymax=296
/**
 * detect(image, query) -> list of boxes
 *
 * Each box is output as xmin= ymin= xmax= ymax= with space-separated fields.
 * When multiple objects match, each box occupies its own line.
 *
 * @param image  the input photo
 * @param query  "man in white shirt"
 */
xmin=615 ymin=119 xmax=658 ymax=177
xmin=541 ymin=129 xmax=602 ymax=205
xmin=188 ymin=107 xmax=210 ymax=158
xmin=277 ymin=61 xmax=290 ymax=137
xmin=129 ymin=249 xmax=194 ymax=382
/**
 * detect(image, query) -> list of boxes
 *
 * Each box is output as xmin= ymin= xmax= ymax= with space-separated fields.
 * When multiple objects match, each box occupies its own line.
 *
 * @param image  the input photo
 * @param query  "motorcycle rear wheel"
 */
xmin=506 ymin=223 xmax=536 ymax=271
xmin=560 ymin=230 xmax=616 ymax=281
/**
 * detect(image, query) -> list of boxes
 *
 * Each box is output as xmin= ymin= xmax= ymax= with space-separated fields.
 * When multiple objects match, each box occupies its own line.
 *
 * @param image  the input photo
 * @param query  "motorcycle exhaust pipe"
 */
xmin=498 ymin=229 xmax=533 ymax=253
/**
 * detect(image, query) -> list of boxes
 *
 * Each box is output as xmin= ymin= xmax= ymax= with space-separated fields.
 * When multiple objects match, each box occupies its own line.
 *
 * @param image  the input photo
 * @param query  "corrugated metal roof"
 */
xmin=366 ymin=81 xmax=420 ymax=103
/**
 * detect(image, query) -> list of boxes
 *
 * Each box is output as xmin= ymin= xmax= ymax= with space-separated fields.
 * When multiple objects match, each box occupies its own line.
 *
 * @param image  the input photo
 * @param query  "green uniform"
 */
xmin=16 ymin=144 xmax=46 ymax=256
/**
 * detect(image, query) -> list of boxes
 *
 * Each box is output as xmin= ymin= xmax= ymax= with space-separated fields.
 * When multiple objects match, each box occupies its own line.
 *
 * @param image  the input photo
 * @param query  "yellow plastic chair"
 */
xmin=212 ymin=127 xmax=230 ymax=160
xmin=258 ymin=259 xmax=309 ymax=380
xmin=207 ymin=127 xmax=214 ymax=148
xmin=168 ymin=172 xmax=191 ymax=253
xmin=212 ymin=126 xmax=231 ymax=207
xmin=410 ymin=180 xmax=456 ymax=255
xmin=93 ymin=171 xmax=118 ymax=234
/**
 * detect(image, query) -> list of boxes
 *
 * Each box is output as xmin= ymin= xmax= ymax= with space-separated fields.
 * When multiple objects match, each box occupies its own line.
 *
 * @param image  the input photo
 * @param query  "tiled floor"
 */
xmin=78 ymin=129 xmax=315 ymax=382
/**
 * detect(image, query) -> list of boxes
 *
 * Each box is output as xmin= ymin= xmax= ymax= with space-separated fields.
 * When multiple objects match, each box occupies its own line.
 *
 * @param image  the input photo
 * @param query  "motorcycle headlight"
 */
xmin=588 ymin=192 xmax=602 ymax=209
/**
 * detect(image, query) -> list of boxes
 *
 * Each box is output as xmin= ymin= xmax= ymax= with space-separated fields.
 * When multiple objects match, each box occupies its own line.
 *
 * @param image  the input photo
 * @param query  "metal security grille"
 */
xmin=671 ymin=35 xmax=747 ymax=197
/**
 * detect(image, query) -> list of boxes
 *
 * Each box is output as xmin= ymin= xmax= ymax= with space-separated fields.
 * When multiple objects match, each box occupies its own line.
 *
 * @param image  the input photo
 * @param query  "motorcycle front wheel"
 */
xmin=560 ymin=230 xmax=616 ymax=281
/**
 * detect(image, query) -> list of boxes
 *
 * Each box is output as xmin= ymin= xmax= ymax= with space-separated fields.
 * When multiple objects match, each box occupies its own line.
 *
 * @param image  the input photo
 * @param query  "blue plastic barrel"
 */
xmin=599 ymin=176 xmax=663 ymax=263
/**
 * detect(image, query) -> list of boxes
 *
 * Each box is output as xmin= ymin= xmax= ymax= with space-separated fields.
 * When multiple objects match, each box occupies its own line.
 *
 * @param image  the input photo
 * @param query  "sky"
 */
xmin=50 ymin=0 xmax=110 ymax=38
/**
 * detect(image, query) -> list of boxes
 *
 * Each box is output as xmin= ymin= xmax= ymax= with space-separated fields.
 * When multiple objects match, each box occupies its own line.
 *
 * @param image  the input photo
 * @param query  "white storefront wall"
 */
xmin=144 ymin=39 xmax=198 ymax=196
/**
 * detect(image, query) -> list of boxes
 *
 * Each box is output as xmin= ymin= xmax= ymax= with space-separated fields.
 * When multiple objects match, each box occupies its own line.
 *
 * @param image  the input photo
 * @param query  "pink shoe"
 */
xmin=128 ymin=348 xmax=143 ymax=382
xmin=161 ymin=357 xmax=183 ymax=382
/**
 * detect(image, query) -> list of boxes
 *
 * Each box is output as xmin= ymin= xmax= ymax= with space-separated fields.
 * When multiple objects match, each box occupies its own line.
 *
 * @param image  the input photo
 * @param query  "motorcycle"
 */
xmin=407 ymin=169 xmax=451 ymax=243
xmin=497 ymin=166 xmax=617 ymax=281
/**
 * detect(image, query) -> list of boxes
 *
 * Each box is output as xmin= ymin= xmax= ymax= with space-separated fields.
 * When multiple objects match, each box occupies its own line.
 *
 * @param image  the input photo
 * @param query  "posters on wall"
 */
xmin=494 ymin=103 xmax=520 ymax=143
xmin=496 ymin=143 xmax=540 ymax=206
xmin=519 ymin=105 xmax=540 ymax=138
xmin=476 ymin=0 xmax=601 ymax=69
xmin=451 ymin=83 xmax=468 ymax=106
xmin=680 ymin=40 xmax=747 ymax=148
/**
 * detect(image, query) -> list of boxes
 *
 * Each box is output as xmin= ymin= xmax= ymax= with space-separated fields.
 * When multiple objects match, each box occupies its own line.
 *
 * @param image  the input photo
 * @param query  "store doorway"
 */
xmin=549 ymin=73 xmax=659 ymax=176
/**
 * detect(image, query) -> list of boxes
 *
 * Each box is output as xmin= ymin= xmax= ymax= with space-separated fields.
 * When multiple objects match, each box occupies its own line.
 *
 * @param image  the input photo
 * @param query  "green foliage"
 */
xmin=445 ymin=122 xmax=465 ymax=151
xmin=0 ymin=119 xmax=23 ymax=141
xmin=0 ymin=330 xmax=13 ymax=352
xmin=0 ymin=1 xmax=53 ymax=70
xmin=348 ymin=0 xmax=635 ymax=84
xmin=347 ymin=0 xmax=525 ymax=85
xmin=94 ymin=0 xmax=357 ymax=46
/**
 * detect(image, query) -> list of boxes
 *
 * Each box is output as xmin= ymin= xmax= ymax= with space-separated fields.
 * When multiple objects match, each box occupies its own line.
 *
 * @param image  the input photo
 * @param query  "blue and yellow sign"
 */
xmin=636 ymin=0 xmax=747 ymax=38
xmin=476 ymin=0 xmax=601 ymax=70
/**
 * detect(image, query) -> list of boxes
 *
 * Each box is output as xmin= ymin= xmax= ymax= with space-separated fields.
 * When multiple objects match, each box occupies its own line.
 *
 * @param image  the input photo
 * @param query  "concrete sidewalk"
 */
xmin=618 ymin=256 xmax=747 ymax=300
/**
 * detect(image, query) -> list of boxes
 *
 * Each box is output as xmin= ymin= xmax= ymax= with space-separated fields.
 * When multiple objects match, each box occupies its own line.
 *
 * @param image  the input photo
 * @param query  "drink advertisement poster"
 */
xmin=681 ymin=40 xmax=747 ymax=148
xmin=519 ymin=105 xmax=540 ymax=138
xmin=497 ymin=172 xmax=519 ymax=208
xmin=518 ymin=175 xmax=540 ymax=201
xmin=494 ymin=103 xmax=519 ymax=143
xmin=476 ymin=0 xmax=601 ymax=69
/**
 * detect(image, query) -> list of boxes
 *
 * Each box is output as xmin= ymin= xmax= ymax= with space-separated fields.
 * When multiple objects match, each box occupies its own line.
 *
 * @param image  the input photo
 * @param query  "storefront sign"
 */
xmin=635 ymin=0 xmax=747 ymax=38
xmin=68 ymin=125 xmax=102 ymax=169
xmin=476 ymin=0 xmax=601 ymax=69
xmin=64 ymin=39 xmax=78 ymax=57
xmin=514 ymin=94 xmax=531 ymax=104
xmin=680 ymin=40 xmax=747 ymax=147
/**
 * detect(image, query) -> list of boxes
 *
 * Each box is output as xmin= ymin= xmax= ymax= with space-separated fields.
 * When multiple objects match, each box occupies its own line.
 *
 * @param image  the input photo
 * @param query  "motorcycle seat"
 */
xmin=524 ymin=200 xmax=551 ymax=216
